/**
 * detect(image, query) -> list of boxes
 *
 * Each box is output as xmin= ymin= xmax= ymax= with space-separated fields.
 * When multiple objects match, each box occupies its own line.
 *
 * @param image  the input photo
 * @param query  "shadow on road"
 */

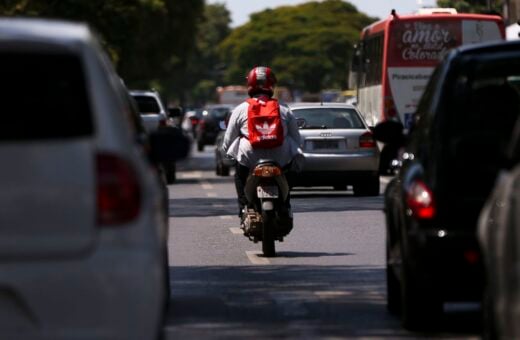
xmin=163 ymin=265 xmax=481 ymax=339
xmin=275 ymin=251 xmax=355 ymax=258
xmin=169 ymin=195 xmax=384 ymax=218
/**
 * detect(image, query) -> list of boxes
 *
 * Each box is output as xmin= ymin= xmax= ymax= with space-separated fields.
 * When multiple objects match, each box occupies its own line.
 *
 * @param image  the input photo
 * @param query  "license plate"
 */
xmin=257 ymin=185 xmax=279 ymax=198
xmin=313 ymin=140 xmax=339 ymax=150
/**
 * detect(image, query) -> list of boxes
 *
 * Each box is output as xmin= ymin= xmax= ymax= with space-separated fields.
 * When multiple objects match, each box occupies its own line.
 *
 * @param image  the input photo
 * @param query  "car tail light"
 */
xmin=253 ymin=165 xmax=282 ymax=177
xmin=199 ymin=120 xmax=206 ymax=130
xmin=190 ymin=117 xmax=200 ymax=126
xmin=464 ymin=250 xmax=480 ymax=265
xmin=406 ymin=180 xmax=436 ymax=219
xmin=159 ymin=118 xmax=167 ymax=127
xmin=359 ymin=131 xmax=376 ymax=148
xmin=96 ymin=153 xmax=141 ymax=225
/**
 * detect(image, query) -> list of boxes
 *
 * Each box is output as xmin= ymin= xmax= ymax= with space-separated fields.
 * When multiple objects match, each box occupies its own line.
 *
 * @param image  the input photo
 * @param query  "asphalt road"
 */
xmin=162 ymin=145 xmax=482 ymax=339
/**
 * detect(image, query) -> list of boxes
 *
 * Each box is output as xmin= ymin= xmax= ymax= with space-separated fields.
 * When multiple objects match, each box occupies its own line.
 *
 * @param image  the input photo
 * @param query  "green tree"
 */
xmin=186 ymin=3 xmax=232 ymax=105
xmin=436 ymin=0 xmax=502 ymax=14
xmin=219 ymin=0 xmax=376 ymax=93
xmin=0 ymin=0 xmax=204 ymax=100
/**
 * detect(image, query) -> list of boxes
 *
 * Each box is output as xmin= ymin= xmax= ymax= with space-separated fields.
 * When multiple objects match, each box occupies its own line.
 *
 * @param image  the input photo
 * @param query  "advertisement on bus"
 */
xmin=387 ymin=19 xmax=503 ymax=128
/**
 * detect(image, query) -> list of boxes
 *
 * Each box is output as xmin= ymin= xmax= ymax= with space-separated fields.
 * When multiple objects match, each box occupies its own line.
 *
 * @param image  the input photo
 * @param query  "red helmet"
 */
xmin=246 ymin=66 xmax=277 ymax=97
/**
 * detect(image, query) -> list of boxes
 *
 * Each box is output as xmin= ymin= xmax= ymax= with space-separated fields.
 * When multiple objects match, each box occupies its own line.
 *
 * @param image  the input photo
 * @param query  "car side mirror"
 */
xmin=372 ymin=120 xmax=406 ymax=147
xmin=149 ymin=127 xmax=190 ymax=163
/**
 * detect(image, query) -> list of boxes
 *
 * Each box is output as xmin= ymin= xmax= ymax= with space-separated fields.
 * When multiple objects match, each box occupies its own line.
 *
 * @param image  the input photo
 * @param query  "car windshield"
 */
xmin=292 ymin=108 xmax=364 ymax=129
xmin=133 ymin=95 xmax=161 ymax=114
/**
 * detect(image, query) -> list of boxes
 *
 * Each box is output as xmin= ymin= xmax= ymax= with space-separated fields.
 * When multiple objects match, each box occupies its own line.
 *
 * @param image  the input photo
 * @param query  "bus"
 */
xmin=350 ymin=8 xmax=505 ymax=170
xmin=216 ymin=85 xmax=248 ymax=106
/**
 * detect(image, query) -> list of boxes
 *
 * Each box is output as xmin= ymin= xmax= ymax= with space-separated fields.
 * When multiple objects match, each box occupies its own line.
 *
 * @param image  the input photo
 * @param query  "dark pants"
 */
xmin=234 ymin=163 xmax=292 ymax=217
xmin=234 ymin=163 xmax=250 ymax=216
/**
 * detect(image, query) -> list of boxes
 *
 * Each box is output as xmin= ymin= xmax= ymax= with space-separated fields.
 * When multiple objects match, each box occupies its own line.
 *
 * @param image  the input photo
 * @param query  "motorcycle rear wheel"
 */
xmin=262 ymin=210 xmax=276 ymax=257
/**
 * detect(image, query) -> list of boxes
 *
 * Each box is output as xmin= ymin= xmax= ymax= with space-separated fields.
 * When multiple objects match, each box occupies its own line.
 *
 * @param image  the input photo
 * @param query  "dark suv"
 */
xmin=375 ymin=41 xmax=520 ymax=330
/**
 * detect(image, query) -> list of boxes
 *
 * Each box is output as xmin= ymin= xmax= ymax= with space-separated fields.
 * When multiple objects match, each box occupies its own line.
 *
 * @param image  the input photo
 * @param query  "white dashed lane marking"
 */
xmin=229 ymin=227 xmax=243 ymax=235
xmin=246 ymin=251 xmax=270 ymax=265
xmin=201 ymin=181 xmax=214 ymax=190
xmin=180 ymin=171 xmax=202 ymax=179
xmin=206 ymin=193 xmax=217 ymax=198
xmin=219 ymin=215 xmax=233 ymax=220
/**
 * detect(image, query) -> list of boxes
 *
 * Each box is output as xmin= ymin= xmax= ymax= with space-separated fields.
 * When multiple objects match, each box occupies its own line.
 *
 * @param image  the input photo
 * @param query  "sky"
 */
xmin=208 ymin=0 xmax=438 ymax=27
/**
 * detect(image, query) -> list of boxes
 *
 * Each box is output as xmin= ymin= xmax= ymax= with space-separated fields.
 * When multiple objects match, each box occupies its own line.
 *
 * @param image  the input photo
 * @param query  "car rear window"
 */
xmin=209 ymin=107 xmax=231 ymax=119
xmin=292 ymin=108 xmax=365 ymax=129
xmin=0 ymin=52 xmax=93 ymax=140
xmin=133 ymin=95 xmax=161 ymax=114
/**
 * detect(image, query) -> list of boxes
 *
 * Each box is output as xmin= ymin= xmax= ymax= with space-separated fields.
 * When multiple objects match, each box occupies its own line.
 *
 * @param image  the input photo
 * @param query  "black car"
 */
xmin=374 ymin=41 xmax=520 ymax=330
xmin=196 ymin=104 xmax=234 ymax=151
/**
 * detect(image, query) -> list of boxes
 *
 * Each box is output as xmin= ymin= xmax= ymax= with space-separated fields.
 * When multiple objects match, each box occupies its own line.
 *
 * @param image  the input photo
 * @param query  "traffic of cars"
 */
xmin=3 ymin=12 xmax=520 ymax=340
xmin=130 ymin=89 xmax=179 ymax=184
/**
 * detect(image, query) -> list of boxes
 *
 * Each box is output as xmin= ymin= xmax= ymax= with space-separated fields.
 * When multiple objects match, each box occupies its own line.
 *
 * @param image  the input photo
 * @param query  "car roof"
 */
xmin=454 ymin=39 xmax=520 ymax=58
xmin=289 ymin=102 xmax=359 ymax=110
xmin=0 ymin=18 xmax=91 ymax=46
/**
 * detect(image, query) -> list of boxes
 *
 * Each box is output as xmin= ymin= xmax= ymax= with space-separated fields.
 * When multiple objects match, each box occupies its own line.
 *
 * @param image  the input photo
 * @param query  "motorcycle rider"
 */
xmin=222 ymin=66 xmax=303 ymax=226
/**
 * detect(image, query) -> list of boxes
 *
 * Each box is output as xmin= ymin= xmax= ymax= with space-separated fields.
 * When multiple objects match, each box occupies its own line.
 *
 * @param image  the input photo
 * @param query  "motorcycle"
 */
xmin=242 ymin=159 xmax=293 ymax=257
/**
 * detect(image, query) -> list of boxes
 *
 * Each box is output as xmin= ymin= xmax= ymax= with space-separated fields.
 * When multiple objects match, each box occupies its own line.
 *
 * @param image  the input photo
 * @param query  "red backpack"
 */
xmin=246 ymin=98 xmax=284 ymax=149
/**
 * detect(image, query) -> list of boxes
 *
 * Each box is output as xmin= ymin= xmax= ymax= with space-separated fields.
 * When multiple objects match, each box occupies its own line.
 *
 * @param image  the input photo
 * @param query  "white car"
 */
xmin=130 ymin=90 xmax=178 ymax=184
xmin=129 ymin=89 xmax=169 ymax=133
xmin=0 ymin=18 xmax=174 ymax=340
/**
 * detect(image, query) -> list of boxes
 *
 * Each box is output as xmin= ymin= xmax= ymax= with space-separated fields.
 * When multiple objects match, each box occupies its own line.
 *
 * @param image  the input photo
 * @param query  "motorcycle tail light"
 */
xmin=406 ymin=180 xmax=436 ymax=219
xmin=253 ymin=165 xmax=282 ymax=177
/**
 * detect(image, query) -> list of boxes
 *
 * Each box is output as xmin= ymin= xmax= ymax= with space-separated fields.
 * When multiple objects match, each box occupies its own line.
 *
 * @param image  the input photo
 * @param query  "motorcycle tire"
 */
xmin=262 ymin=210 xmax=276 ymax=257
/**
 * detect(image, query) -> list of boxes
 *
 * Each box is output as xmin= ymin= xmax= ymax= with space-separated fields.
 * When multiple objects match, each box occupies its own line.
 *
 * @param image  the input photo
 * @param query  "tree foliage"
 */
xmin=0 ymin=0 xmax=204 ymax=97
xmin=186 ymin=3 xmax=232 ymax=105
xmin=219 ymin=0 xmax=376 ymax=93
xmin=436 ymin=0 xmax=502 ymax=14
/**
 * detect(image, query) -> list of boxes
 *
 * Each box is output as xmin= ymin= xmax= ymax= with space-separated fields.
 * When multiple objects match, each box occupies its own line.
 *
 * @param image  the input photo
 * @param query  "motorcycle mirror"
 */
xmin=296 ymin=118 xmax=306 ymax=128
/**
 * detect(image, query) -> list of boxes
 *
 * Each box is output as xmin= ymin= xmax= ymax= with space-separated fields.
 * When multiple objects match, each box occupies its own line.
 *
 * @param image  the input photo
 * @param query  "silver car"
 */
xmin=0 ymin=19 xmax=171 ymax=339
xmin=289 ymin=103 xmax=380 ymax=195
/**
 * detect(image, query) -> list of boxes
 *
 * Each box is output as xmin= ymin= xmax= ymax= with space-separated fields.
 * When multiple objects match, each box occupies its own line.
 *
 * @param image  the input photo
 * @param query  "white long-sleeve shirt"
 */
xmin=222 ymin=100 xmax=302 ymax=169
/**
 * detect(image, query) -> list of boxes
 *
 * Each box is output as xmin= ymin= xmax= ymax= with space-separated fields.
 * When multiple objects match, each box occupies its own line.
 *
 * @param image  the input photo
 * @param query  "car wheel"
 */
xmin=353 ymin=175 xmax=380 ymax=196
xmin=400 ymin=247 xmax=442 ymax=330
xmin=165 ymin=162 xmax=176 ymax=184
xmin=221 ymin=164 xmax=230 ymax=176
xmin=482 ymin=281 xmax=498 ymax=340
xmin=197 ymin=140 xmax=204 ymax=152
xmin=386 ymin=239 xmax=401 ymax=315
